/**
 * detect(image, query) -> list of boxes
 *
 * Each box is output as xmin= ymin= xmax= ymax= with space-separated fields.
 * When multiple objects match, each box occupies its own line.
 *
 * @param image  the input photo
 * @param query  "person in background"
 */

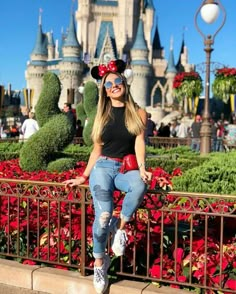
xmin=63 ymin=59 xmax=152 ymax=294
xmin=190 ymin=115 xmax=202 ymax=151
xmin=162 ymin=123 xmax=171 ymax=137
xmin=210 ymin=119 xmax=217 ymax=152
xmin=21 ymin=112 xmax=39 ymax=141
xmin=176 ymin=119 xmax=188 ymax=138
xmin=75 ymin=119 xmax=83 ymax=137
xmin=9 ymin=124 xmax=19 ymax=138
xmin=145 ymin=112 xmax=156 ymax=145
xmin=63 ymin=103 xmax=76 ymax=133
xmin=19 ymin=108 xmax=29 ymax=125
xmin=157 ymin=122 xmax=166 ymax=137
xmin=215 ymin=120 xmax=225 ymax=152
xmin=19 ymin=109 xmax=29 ymax=141
xmin=170 ymin=120 xmax=179 ymax=137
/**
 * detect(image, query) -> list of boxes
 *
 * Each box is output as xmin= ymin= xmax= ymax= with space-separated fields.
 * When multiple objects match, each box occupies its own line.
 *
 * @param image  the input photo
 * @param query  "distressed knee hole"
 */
xmin=99 ymin=211 xmax=111 ymax=228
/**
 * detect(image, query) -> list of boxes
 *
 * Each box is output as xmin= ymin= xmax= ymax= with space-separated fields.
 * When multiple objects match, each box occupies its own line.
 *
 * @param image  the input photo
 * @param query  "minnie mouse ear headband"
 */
xmin=91 ymin=59 xmax=126 ymax=80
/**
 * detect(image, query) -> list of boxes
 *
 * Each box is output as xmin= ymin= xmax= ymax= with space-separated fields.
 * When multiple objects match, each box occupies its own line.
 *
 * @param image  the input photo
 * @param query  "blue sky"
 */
xmin=0 ymin=0 xmax=235 ymax=90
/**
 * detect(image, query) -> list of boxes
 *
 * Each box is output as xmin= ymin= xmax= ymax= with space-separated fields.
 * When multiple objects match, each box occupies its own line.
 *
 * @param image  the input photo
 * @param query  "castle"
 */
xmin=25 ymin=0 xmax=194 ymax=117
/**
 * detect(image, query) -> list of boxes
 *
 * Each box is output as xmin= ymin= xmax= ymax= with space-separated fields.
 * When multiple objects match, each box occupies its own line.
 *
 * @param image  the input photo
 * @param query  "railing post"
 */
xmin=80 ymin=186 xmax=87 ymax=276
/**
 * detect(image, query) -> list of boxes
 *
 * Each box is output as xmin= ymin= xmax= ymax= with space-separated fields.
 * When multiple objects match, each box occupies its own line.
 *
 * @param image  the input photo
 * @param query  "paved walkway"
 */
xmin=0 ymin=259 xmax=191 ymax=294
xmin=0 ymin=284 xmax=48 ymax=294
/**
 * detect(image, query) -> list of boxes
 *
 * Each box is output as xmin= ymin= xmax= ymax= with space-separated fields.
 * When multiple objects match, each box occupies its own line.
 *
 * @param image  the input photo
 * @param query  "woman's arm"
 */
xmin=81 ymin=142 xmax=102 ymax=178
xmin=135 ymin=109 xmax=152 ymax=183
xmin=135 ymin=108 xmax=147 ymax=168
xmin=63 ymin=142 xmax=102 ymax=187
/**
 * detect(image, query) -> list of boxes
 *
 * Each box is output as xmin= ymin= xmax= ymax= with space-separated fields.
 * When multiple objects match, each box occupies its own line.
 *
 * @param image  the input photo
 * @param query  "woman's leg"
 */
xmin=89 ymin=158 xmax=117 ymax=261
xmin=90 ymin=158 xmax=120 ymax=293
xmin=115 ymin=170 xmax=147 ymax=224
xmin=111 ymin=170 xmax=146 ymax=256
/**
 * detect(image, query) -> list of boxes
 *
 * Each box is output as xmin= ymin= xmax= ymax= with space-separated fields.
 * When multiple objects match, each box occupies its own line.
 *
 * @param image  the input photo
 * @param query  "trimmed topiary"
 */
xmin=47 ymin=157 xmax=77 ymax=173
xmin=19 ymin=114 xmax=74 ymax=171
xmin=19 ymin=72 xmax=75 ymax=171
xmin=34 ymin=72 xmax=61 ymax=127
xmin=82 ymin=81 xmax=98 ymax=146
xmin=76 ymin=102 xmax=87 ymax=127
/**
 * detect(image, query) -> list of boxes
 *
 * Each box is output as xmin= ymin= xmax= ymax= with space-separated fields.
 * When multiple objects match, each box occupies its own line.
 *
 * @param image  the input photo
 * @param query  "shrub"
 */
xmin=20 ymin=72 xmax=75 ymax=171
xmin=173 ymin=151 xmax=236 ymax=194
xmin=47 ymin=158 xmax=77 ymax=172
xmin=76 ymin=102 xmax=87 ymax=127
xmin=82 ymin=81 xmax=98 ymax=146
xmin=34 ymin=72 xmax=61 ymax=127
xmin=19 ymin=114 xmax=74 ymax=171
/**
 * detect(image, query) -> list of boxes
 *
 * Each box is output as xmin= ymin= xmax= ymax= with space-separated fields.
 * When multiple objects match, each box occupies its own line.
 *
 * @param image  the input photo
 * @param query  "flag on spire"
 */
xmin=39 ymin=8 xmax=43 ymax=25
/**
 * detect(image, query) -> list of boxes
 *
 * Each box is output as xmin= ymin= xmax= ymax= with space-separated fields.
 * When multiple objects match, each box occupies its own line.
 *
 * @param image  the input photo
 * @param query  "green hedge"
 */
xmin=172 ymin=151 xmax=236 ymax=195
xmin=1 ymin=142 xmax=236 ymax=195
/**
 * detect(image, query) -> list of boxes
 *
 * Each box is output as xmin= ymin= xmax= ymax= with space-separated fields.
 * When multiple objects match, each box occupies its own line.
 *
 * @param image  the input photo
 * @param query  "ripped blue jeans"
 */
xmin=89 ymin=156 xmax=147 ymax=259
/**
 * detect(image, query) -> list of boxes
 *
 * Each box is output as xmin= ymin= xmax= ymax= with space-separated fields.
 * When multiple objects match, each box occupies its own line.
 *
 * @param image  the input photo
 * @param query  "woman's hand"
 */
xmin=63 ymin=176 xmax=87 ymax=188
xmin=140 ymin=169 xmax=152 ymax=184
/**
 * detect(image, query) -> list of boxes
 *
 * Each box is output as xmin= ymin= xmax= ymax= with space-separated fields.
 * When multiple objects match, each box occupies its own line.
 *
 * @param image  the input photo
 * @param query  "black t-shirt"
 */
xmin=101 ymin=106 xmax=136 ymax=158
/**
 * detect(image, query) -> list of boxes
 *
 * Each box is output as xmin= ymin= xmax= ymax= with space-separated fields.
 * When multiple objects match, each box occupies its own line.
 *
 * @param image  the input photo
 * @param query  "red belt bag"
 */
xmin=119 ymin=154 xmax=139 ymax=174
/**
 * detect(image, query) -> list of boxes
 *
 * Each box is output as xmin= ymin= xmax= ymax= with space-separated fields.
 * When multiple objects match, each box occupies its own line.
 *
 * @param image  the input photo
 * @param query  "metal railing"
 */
xmin=0 ymin=179 xmax=235 ymax=293
xmin=148 ymin=137 xmax=192 ymax=148
xmin=0 ymin=136 xmax=193 ymax=150
xmin=72 ymin=136 xmax=192 ymax=149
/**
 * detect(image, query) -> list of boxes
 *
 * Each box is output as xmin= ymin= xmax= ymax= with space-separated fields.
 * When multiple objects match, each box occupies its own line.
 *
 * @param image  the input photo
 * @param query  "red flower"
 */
xmin=173 ymin=71 xmax=202 ymax=89
xmin=22 ymin=260 xmax=37 ymax=265
xmin=173 ymin=248 xmax=184 ymax=264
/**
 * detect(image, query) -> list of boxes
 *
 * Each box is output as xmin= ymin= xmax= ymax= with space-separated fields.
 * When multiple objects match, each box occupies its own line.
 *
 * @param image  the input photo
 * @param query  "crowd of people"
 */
xmin=144 ymin=113 xmax=232 ymax=152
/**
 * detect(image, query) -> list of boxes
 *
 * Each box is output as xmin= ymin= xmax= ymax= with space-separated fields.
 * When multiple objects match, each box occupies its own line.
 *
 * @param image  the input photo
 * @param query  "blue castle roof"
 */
xmin=166 ymin=48 xmax=177 ymax=73
xmin=32 ymin=24 xmax=48 ymax=55
xmin=132 ymin=19 xmax=148 ymax=51
xmin=63 ymin=13 xmax=80 ymax=48
xmin=94 ymin=21 xmax=117 ymax=58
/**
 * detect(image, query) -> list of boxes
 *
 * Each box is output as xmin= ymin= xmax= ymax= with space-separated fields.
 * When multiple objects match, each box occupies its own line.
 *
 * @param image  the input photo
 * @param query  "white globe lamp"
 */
xmin=200 ymin=2 xmax=219 ymax=24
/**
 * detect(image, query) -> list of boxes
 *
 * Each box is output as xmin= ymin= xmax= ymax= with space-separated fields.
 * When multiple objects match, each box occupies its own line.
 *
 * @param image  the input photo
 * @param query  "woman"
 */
xmin=21 ymin=112 xmax=39 ymax=141
xmin=63 ymin=59 xmax=152 ymax=294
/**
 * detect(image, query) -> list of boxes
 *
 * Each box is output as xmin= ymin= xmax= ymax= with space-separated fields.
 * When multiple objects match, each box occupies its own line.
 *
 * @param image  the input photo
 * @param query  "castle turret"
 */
xmin=47 ymin=31 xmax=55 ymax=60
xmin=165 ymin=38 xmax=177 ymax=105
xmin=25 ymin=10 xmax=47 ymax=109
xmin=75 ymin=0 xmax=90 ymax=53
xmin=59 ymin=12 xmax=84 ymax=107
xmin=130 ymin=18 xmax=153 ymax=107
xmin=142 ymin=0 xmax=155 ymax=63
xmin=152 ymin=22 xmax=167 ymax=77
xmin=176 ymin=37 xmax=194 ymax=72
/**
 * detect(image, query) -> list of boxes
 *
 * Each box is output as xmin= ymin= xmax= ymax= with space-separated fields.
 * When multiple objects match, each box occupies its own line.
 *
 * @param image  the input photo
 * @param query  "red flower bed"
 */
xmin=0 ymin=159 xmax=235 ymax=292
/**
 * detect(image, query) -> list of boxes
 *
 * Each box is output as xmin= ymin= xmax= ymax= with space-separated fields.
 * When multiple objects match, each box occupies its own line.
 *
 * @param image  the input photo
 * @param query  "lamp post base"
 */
xmin=200 ymin=120 xmax=212 ymax=154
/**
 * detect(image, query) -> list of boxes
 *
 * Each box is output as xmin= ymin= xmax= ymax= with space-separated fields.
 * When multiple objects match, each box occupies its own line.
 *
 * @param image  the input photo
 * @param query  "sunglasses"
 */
xmin=104 ymin=77 xmax=123 ymax=89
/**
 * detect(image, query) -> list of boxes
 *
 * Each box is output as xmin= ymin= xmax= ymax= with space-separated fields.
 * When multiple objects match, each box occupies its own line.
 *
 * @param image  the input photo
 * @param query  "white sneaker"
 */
xmin=93 ymin=255 xmax=110 ymax=294
xmin=111 ymin=229 xmax=128 ymax=256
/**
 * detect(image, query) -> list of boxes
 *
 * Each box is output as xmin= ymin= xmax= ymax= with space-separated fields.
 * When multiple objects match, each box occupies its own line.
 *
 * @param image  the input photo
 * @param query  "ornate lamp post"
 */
xmin=194 ymin=0 xmax=226 ymax=154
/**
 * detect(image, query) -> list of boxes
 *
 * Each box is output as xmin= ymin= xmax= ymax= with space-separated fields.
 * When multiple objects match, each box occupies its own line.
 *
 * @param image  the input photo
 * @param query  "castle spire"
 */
xmin=39 ymin=8 xmax=43 ymax=25
xmin=31 ymin=8 xmax=47 ymax=56
xmin=132 ymin=18 xmax=148 ymax=53
xmin=166 ymin=36 xmax=177 ymax=74
xmin=130 ymin=18 xmax=152 ymax=107
xmin=63 ymin=13 xmax=80 ymax=48
xmin=176 ymin=35 xmax=186 ymax=72
xmin=152 ymin=19 xmax=163 ymax=52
